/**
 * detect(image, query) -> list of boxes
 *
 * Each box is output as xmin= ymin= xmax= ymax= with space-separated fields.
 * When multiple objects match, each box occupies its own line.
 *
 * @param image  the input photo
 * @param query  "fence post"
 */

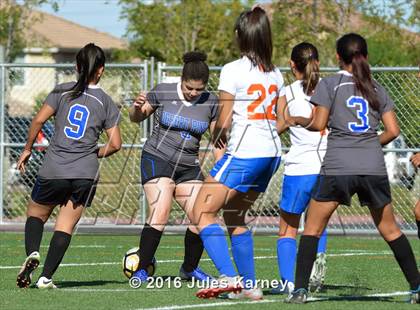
xmin=0 ymin=46 xmax=5 ymax=224
xmin=140 ymin=60 xmax=149 ymax=225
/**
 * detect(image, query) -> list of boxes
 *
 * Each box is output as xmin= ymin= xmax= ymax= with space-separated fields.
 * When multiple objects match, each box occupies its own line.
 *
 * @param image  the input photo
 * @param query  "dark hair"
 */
xmin=181 ymin=51 xmax=209 ymax=84
xmin=235 ymin=7 xmax=274 ymax=72
xmin=291 ymin=42 xmax=320 ymax=95
xmin=336 ymin=33 xmax=379 ymax=111
xmin=68 ymin=43 xmax=105 ymax=99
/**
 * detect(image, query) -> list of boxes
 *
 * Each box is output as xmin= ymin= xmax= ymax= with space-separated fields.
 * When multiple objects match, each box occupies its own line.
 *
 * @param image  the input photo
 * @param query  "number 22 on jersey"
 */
xmin=247 ymin=84 xmax=278 ymax=120
xmin=64 ymin=104 xmax=90 ymax=140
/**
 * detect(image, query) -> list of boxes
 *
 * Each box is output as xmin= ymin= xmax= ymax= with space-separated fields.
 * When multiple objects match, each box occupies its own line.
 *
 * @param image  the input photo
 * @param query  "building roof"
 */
xmin=24 ymin=10 xmax=127 ymax=51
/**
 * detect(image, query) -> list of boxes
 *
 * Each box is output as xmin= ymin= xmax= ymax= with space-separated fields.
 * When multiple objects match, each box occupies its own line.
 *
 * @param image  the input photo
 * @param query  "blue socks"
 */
xmin=277 ymin=230 xmax=328 ymax=285
xmin=277 ymin=238 xmax=296 ymax=284
xmin=231 ymin=230 xmax=255 ymax=288
xmin=317 ymin=229 xmax=328 ymax=254
xmin=200 ymin=224 xmax=236 ymax=277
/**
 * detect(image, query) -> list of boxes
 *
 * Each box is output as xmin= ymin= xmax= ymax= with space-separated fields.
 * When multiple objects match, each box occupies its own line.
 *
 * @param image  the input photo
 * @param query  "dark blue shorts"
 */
xmin=31 ymin=177 xmax=97 ymax=207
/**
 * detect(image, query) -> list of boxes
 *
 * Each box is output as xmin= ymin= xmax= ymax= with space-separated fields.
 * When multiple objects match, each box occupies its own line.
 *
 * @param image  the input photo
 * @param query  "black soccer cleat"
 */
xmin=409 ymin=285 xmax=420 ymax=304
xmin=16 ymin=252 xmax=40 ymax=288
xmin=284 ymin=288 xmax=308 ymax=304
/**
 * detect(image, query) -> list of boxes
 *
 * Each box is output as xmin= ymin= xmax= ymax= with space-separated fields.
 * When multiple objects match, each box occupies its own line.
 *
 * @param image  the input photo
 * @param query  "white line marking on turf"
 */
xmin=136 ymin=291 xmax=411 ymax=310
xmin=0 ymin=251 xmax=393 ymax=270
xmin=135 ymin=299 xmax=277 ymax=310
xmin=61 ymin=288 xmax=170 ymax=292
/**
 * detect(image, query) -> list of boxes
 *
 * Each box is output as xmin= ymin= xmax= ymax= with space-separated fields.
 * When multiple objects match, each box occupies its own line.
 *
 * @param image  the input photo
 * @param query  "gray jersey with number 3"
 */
xmin=310 ymin=71 xmax=394 ymax=175
xmin=38 ymin=82 xmax=121 ymax=179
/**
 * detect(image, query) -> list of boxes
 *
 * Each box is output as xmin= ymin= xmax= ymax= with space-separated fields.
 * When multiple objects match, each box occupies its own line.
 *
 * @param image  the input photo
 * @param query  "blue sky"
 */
xmin=38 ymin=0 xmax=128 ymax=38
xmin=35 ymin=0 xmax=417 ymax=39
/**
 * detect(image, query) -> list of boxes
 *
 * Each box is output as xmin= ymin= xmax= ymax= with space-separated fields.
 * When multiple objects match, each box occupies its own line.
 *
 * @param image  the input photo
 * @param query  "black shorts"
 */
xmin=312 ymin=175 xmax=391 ymax=209
xmin=31 ymin=177 xmax=97 ymax=207
xmin=141 ymin=151 xmax=204 ymax=185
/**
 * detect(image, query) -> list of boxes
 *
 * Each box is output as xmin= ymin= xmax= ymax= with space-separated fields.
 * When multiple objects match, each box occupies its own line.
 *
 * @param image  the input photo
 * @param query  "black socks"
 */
xmin=387 ymin=234 xmax=420 ymax=290
xmin=294 ymin=235 xmax=320 ymax=290
xmin=41 ymin=231 xmax=72 ymax=279
xmin=139 ymin=223 xmax=163 ymax=270
xmin=25 ymin=216 xmax=44 ymax=256
xmin=182 ymin=228 xmax=204 ymax=273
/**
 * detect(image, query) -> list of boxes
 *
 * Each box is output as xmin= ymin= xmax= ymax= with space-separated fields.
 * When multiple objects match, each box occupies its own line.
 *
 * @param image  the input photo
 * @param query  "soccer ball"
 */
xmin=122 ymin=247 xmax=157 ymax=278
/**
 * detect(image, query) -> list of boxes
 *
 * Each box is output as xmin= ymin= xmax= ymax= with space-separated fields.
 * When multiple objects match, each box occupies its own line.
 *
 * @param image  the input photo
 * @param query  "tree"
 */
xmin=0 ymin=0 xmax=58 ymax=62
xmin=119 ymin=0 xmax=249 ymax=64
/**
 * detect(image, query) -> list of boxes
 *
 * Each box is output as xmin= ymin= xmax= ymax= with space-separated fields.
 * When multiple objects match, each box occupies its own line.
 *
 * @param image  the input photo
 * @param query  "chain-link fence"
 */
xmin=158 ymin=64 xmax=419 ymax=234
xmin=0 ymin=63 xmax=149 ymax=226
xmin=0 ymin=63 xmax=419 ymax=234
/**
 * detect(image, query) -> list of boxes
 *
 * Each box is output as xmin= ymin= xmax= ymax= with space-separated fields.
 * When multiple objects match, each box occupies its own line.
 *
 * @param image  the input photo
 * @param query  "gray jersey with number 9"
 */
xmin=38 ymin=82 xmax=121 ymax=179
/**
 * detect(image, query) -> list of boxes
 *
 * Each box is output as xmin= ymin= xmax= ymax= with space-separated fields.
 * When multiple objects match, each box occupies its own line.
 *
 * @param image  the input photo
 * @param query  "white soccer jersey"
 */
xmin=218 ymin=56 xmax=284 ymax=158
xmin=284 ymin=80 xmax=328 ymax=175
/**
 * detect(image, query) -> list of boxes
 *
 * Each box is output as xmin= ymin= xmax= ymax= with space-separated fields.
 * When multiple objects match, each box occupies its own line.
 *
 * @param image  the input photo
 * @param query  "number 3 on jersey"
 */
xmin=346 ymin=96 xmax=369 ymax=132
xmin=64 ymin=104 xmax=90 ymax=140
xmin=247 ymin=84 xmax=278 ymax=120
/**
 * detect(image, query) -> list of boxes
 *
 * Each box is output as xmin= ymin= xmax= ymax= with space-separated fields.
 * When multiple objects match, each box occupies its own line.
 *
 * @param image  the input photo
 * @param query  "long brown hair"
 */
xmin=336 ymin=33 xmax=379 ymax=111
xmin=291 ymin=42 xmax=320 ymax=95
xmin=234 ymin=7 xmax=274 ymax=72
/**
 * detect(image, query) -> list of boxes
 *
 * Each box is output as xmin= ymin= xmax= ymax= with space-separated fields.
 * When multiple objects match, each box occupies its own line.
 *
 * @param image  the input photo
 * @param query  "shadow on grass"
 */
xmin=56 ymin=280 xmax=127 ymax=288
xmin=308 ymin=295 xmax=397 ymax=303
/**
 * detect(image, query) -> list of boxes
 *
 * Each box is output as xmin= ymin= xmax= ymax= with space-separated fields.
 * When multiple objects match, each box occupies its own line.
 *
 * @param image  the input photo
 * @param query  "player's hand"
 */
xmin=133 ymin=92 xmax=147 ymax=109
xmin=410 ymin=153 xmax=420 ymax=168
xmin=16 ymin=149 xmax=32 ymax=173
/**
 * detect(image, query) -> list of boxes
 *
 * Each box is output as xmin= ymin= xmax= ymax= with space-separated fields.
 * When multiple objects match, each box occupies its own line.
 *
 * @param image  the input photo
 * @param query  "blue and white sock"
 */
xmin=200 ymin=224 xmax=236 ymax=277
xmin=231 ymin=230 xmax=255 ymax=289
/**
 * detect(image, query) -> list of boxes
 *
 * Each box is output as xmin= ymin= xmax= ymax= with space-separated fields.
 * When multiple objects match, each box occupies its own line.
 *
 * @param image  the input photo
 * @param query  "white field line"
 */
xmin=134 ymin=291 xmax=411 ymax=310
xmin=60 ymin=288 xmax=171 ymax=293
xmin=134 ymin=299 xmax=277 ymax=310
xmin=0 ymin=251 xmax=393 ymax=270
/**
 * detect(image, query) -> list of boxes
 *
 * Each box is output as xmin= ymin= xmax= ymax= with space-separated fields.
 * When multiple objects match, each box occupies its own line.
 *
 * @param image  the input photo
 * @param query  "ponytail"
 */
xmin=291 ymin=42 xmax=320 ymax=95
xmin=67 ymin=43 xmax=105 ymax=100
xmin=336 ymin=33 xmax=379 ymax=111
xmin=302 ymin=58 xmax=320 ymax=95
xmin=351 ymin=54 xmax=379 ymax=111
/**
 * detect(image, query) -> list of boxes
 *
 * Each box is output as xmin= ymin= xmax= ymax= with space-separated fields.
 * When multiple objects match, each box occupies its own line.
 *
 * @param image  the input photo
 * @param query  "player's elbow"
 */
xmin=388 ymin=126 xmax=400 ymax=140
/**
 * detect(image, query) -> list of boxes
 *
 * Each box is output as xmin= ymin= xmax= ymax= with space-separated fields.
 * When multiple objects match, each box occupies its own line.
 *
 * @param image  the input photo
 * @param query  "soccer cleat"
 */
xmin=270 ymin=281 xmax=295 ymax=295
xmin=16 ymin=251 xmax=40 ymax=288
xmin=36 ymin=276 xmax=57 ymax=289
xmin=196 ymin=275 xmax=242 ymax=299
xmin=409 ymin=285 xmax=420 ymax=304
xmin=309 ymin=252 xmax=327 ymax=292
xmin=224 ymin=287 xmax=263 ymax=300
xmin=179 ymin=266 xmax=213 ymax=282
xmin=131 ymin=269 xmax=149 ymax=282
xmin=284 ymin=288 xmax=308 ymax=304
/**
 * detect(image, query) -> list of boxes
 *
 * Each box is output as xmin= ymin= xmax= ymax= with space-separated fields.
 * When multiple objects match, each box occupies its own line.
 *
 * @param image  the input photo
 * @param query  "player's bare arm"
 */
xmin=129 ymin=91 xmax=155 ymax=122
xmin=291 ymin=105 xmax=329 ymax=131
xmin=212 ymin=90 xmax=233 ymax=148
xmin=17 ymin=103 xmax=55 ymax=173
xmin=275 ymin=95 xmax=289 ymax=134
xmin=209 ymin=121 xmax=226 ymax=161
xmin=378 ymin=110 xmax=400 ymax=146
xmin=410 ymin=153 xmax=420 ymax=167
xmin=97 ymin=126 xmax=122 ymax=158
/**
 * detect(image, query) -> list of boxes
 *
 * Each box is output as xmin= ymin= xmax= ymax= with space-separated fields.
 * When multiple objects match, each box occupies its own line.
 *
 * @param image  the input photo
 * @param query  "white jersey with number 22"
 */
xmin=218 ymin=56 xmax=285 ymax=158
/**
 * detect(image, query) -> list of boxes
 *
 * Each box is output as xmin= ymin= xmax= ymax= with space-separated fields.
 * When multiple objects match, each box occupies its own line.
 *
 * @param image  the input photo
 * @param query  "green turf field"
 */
xmin=0 ymin=232 xmax=419 ymax=310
